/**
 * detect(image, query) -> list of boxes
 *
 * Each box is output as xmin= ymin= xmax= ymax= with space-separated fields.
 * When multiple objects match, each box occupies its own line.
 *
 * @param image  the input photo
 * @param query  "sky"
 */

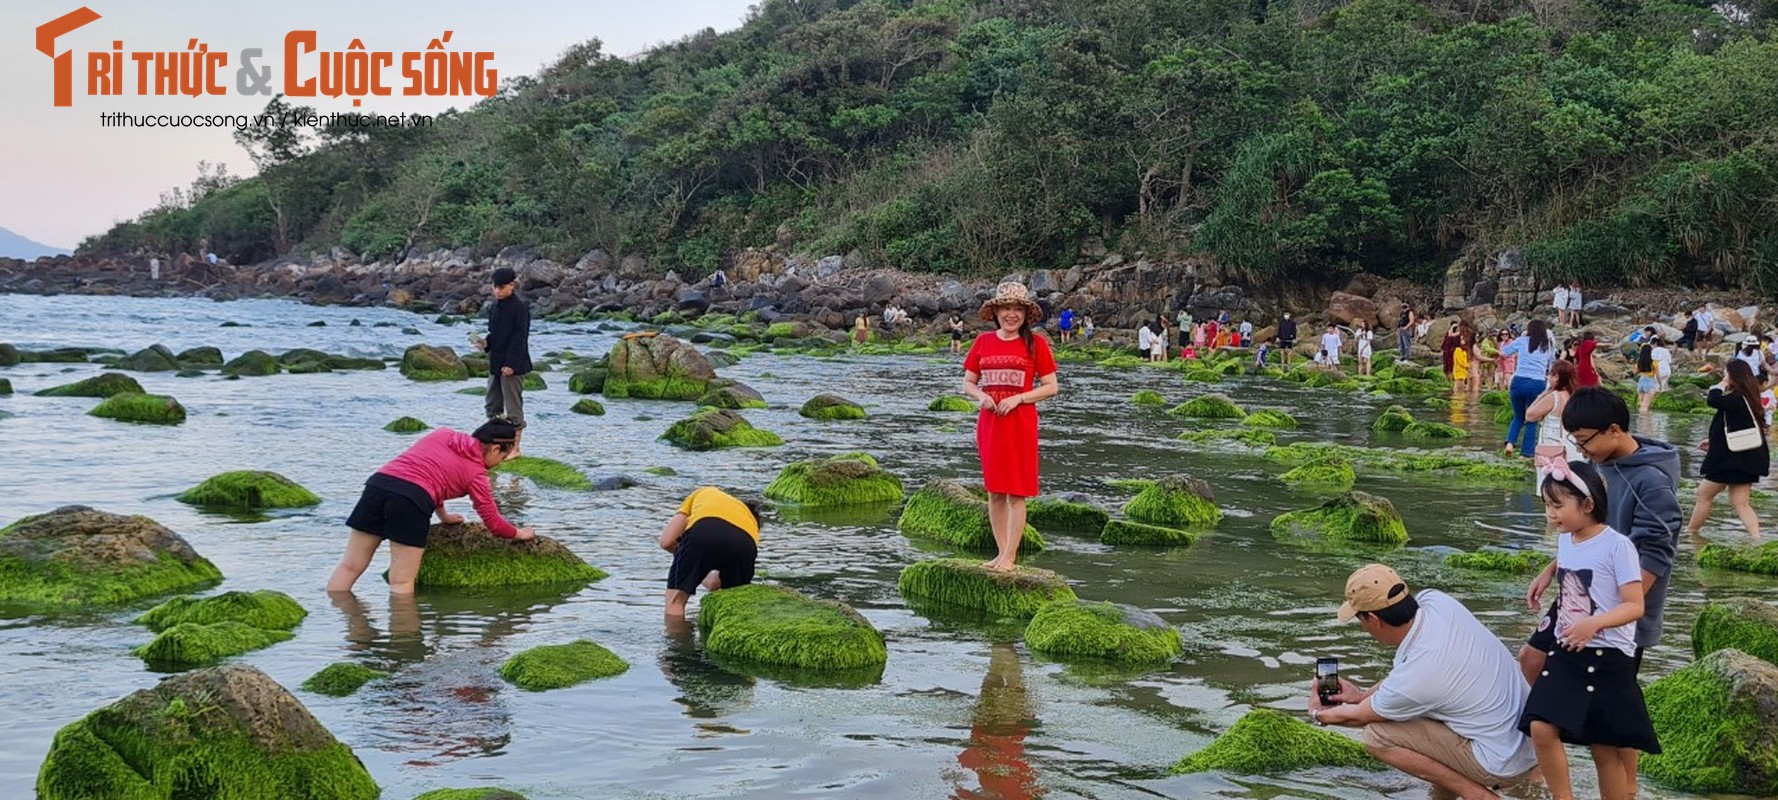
xmin=0 ymin=1 xmax=759 ymax=250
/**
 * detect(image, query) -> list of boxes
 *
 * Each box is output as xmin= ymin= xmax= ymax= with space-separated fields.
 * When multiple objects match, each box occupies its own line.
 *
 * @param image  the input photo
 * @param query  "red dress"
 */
xmin=1575 ymin=339 xmax=1600 ymax=387
xmin=964 ymin=332 xmax=1057 ymax=498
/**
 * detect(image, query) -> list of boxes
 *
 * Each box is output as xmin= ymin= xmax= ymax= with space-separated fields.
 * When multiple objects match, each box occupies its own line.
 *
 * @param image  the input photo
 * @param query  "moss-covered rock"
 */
xmin=897 ymin=480 xmax=1044 ymax=552
xmin=520 ymin=372 xmax=548 ymax=391
xmin=0 ymin=342 xmax=16 ymax=366
xmin=1170 ymin=708 xmax=1381 ymax=775
xmin=222 ymin=349 xmax=281 ymax=377
xmin=1131 ymin=389 xmax=1167 ymax=407
xmin=1280 ymin=458 xmax=1357 ymax=491
xmin=499 ymin=639 xmax=630 ymax=691
xmin=134 ymin=621 xmax=294 ymax=666
xmin=1641 ymin=648 xmax=1778 ymax=794
xmin=1271 ymin=491 xmax=1409 ymax=545
xmin=928 ymin=395 xmax=976 ymax=412
xmin=1478 ymin=389 xmax=1509 ymax=406
xmin=1652 ymin=385 xmax=1708 ymax=413
xmin=116 ymin=344 xmax=181 ymax=372
xmin=491 ymin=456 xmax=594 ymax=490
xmin=385 ymin=416 xmax=430 ymax=433
xmin=1371 ymin=405 xmax=1416 ymax=432
xmin=0 ymin=377 xmax=9 ymax=395
xmin=461 ymin=354 xmax=491 ymax=378
xmin=698 ymin=584 xmax=887 ymax=674
xmin=1100 ymin=518 xmax=1200 ymax=546
xmin=1443 ymin=549 xmax=1550 ymax=574
xmin=400 ymin=344 xmax=469 ymax=382
xmin=1025 ymin=600 xmax=1182 ymax=667
xmin=764 ymin=452 xmax=903 ymax=507
xmin=173 ymin=346 xmax=224 ymax=366
xmin=1693 ymin=600 xmax=1778 ymax=667
xmin=19 ymin=346 xmax=91 ymax=363
xmin=800 ymin=392 xmax=867 ymax=420
xmin=567 ymin=368 xmax=607 ymax=394
xmin=1176 ymin=428 xmax=1277 ymax=447
xmin=696 ymin=382 xmax=767 ymax=409
xmin=35 ymin=663 xmax=379 ymax=800
xmin=176 ymin=470 xmax=320 ymax=510
xmin=301 ymin=662 xmax=388 ymax=697
xmin=34 ymin=372 xmax=144 ymax=397
xmin=897 ymin=559 xmax=1076 ymax=619
xmin=412 ymin=789 xmax=529 ymax=800
xmin=137 ymin=590 xmax=306 ymax=632
xmin=1262 ymin=441 xmax=1533 ymax=484
xmin=660 ymin=408 xmax=784 ymax=450
xmin=1123 ymin=474 xmax=1221 ymax=528
xmin=89 ymin=392 xmax=186 ymax=424
xmin=1169 ymin=393 xmax=1247 ymax=419
xmin=1241 ymin=409 xmax=1299 ymax=429
xmin=1403 ymin=420 xmax=1467 ymax=439
xmin=1028 ymin=497 xmax=1110 ymax=532
xmin=604 ymin=334 xmax=717 ymax=399
xmin=1698 ymin=540 xmax=1778 ymax=575
xmin=412 ymin=523 xmax=607 ymax=589
xmin=570 ymin=398 xmax=605 ymax=415
xmin=0 ymin=506 xmax=221 ymax=607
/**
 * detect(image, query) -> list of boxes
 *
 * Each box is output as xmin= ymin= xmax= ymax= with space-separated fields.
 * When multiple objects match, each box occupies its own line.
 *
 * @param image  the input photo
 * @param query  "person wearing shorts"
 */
xmin=660 ymin=486 xmax=762 ymax=618
xmin=328 ymin=419 xmax=534 ymax=595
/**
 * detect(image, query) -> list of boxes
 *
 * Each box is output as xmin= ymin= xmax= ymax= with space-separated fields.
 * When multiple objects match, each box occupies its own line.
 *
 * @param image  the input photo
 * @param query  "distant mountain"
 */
xmin=0 ymin=227 xmax=72 ymax=260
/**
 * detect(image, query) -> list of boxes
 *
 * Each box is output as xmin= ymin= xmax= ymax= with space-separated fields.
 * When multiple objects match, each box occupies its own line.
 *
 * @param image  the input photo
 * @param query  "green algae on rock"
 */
xmin=1697 ymin=540 xmax=1778 ymax=575
xmin=137 ymin=590 xmax=306 ymax=633
xmin=1402 ymin=420 xmax=1467 ymax=439
xmin=696 ymin=382 xmax=767 ymax=409
xmin=500 ymin=639 xmax=630 ymax=691
xmin=1170 ymin=708 xmax=1381 ymax=775
xmin=1370 ymin=405 xmax=1416 ymax=432
xmin=384 ymin=416 xmax=431 ymax=433
xmin=34 ymin=372 xmax=144 ymax=398
xmin=1443 ymin=549 xmax=1550 ymax=574
xmin=222 ymin=349 xmax=281 ymax=377
xmin=134 ymin=621 xmax=295 ymax=666
xmin=1131 ymin=389 xmax=1167 ymax=407
xmin=897 ymin=480 xmax=1043 ymax=552
xmin=1241 ymin=409 xmax=1299 ymax=429
xmin=1280 ymin=458 xmax=1357 ymax=491
xmin=1640 ymin=648 xmax=1778 ymax=795
xmin=413 ymin=790 xmax=530 ymax=800
xmin=400 ymin=344 xmax=469 ymax=381
xmin=301 ymin=662 xmax=388 ymax=697
xmin=604 ymin=334 xmax=717 ymax=399
xmin=1025 ymin=600 xmax=1182 ymax=667
xmin=116 ymin=344 xmax=181 ymax=372
xmin=570 ymin=398 xmax=606 ymax=415
xmin=698 ymin=584 xmax=887 ymax=673
xmin=1271 ymin=491 xmax=1409 ymax=545
xmin=928 ymin=395 xmax=976 ymax=412
xmin=660 ymin=408 xmax=784 ymax=450
xmin=1176 ymin=427 xmax=1277 ymax=448
xmin=800 ymin=392 xmax=867 ymax=420
xmin=35 ymin=663 xmax=379 ymax=800
xmin=1169 ymin=393 xmax=1247 ymax=419
xmin=1100 ymin=519 xmax=1200 ymax=546
xmin=89 ymin=392 xmax=186 ymax=424
xmin=176 ymin=470 xmax=320 ymax=510
xmin=1123 ymin=474 xmax=1221 ymax=528
xmin=1692 ymin=600 xmax=1778 ymax=667
xmin=1263 ymin=441 xmax=1532 ymax=483
xmin=568 ymin=367 xmax=607 ymax=394
xmin=412 ymin=523 xmax=607 ymax=589
xmin=897 ymin=559 xmax=1075 ymax=619
xmin=764 ymin=452 xmax=903 ymax=507
xmin=0 ymin=506 xmax=222 ymax=608
xmin=492 ymin=455 xmax=595 ymax=490
xmin=1028 ymin=497 xmax=1110 ymax=532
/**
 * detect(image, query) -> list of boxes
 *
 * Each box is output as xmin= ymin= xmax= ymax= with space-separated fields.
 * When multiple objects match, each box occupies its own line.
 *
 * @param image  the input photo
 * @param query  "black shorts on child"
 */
xmin=345 ymin=473 xmax=435 ymax=548
xmin=667 ymin=517 xmax=758 ymax=595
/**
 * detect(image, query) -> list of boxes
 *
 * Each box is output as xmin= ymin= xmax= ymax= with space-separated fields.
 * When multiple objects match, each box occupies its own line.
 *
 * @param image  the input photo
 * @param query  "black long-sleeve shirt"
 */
xmin=487 ymin=294 xmax=532 ymax=375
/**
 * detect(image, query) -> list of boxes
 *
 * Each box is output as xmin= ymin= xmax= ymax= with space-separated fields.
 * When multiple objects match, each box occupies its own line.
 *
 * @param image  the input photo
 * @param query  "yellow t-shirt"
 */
xmin=1452 ymin=347 xmax=1470 ymax=381
xmin=678 ymin=486 xmax=760 ymax=543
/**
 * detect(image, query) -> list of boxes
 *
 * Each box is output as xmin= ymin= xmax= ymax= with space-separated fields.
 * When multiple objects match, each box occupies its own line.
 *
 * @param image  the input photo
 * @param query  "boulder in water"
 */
xmin=115 ymin=344 xmax=180 ymax=372
xmin=412 ymin=522 xmax=607 ymax=589
xmin=1280 ymin=457 xmax=1357 ymax=491
xmin=897 ymin=480 xmax=1043 ymax=552
xmin=34 ymin=372 xmax=144 ymax=397
xmin=799 ymin=392 xmax=866 ymax=420
xmin=927 ymin=395 xmax=975 ymax=412
xmin=1641 ymin=648 xmax=1778 ymax=794
xmin=413 ymin=790 xmax=529 ymax=800
xmin=490 ymin=456 xmax=594 ymax=490
xmin=1697 ymin=540 xmax=1778 ymax=575
xmin=222 ymin=349 xmax=280 ymax=376
xmin=696 ymin=381 xmax=766 ymax=409
xmin=89 ymin=392 xmax=185 ymax=424
xmin=1692 ymin=599 xmax=1778 ymax=667
xmin=570 ymin=398 xmax=605 ymax=415
xmin=604 ymin=334 xmax=717 ymax=399
xmin=1027 ymin=496 xmax=1110 ymax=532
xmin=765 ymin=453 xmax=903 ymax=507
xmin=500 ymin=639 xmax=629 ymax=691
xmin=175 ymin=471 xmax=320 ymax=510
xmin=1123 ymin=474 xmax=1221 ymax=528
xmin=136 ymin=590 xmax=307 ymax=632
xmin=1371 ymin=405 xmax=1416 ymax=432
xmin=698 ymin=584 xmax=886 ymax=674
xmin=1241 ymin=409 xmax=1298 ymax=429
xmin=400 ymin=344 xmax=469 ymax=381
xmin=174 ymin=346 xmax=224 ymax=366
xmin=1170 ymin=708 xmax=1381 ymax=775
xmin=897 ymin=558 xmax=1075 ymax=619
xmin=134 ymin=620 xmax=294 ymax=667
xmin=1025 ymin=600 xmax=1182 ymax=667
xmin=1169 ymin=393 xmax=1246 ymax=419
xmin=384 ymin=416 xmax=430 ymax=433
xmin=302 ymin=663 xmax=387 ymax=697
xmin=1100 ymin=518 xmax=1200 ymax=546
xmin=660 ymin=408 xmax=784 ymax=450
xmin=0 ymin=506 xmax=221 ymax=607
xmin=35 ymin=663 xmax=379 ymax=800
xmin=1271 ymin=491 xmax=1409 ymax=545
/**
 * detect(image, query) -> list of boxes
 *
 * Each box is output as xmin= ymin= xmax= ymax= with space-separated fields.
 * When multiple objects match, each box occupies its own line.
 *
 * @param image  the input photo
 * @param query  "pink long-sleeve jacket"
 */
xmin=376 ymin=428 xmax=518 ymax=538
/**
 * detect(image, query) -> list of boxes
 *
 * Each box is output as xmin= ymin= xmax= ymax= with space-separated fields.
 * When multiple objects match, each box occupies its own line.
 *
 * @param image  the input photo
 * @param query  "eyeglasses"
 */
xmin=1570 ymin=428 xmax=1606 ymax=451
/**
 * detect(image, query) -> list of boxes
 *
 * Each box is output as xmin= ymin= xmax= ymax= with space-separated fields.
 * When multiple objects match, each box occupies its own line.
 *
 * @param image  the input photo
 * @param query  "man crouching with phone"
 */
xmin=1308 ymin=564 xmax=1541 ymax=800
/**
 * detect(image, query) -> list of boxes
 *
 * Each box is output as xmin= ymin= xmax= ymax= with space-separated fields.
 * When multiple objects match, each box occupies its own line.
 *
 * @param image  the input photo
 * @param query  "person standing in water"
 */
xmin=950 ymin=314 xmax=966 ymax=354
xmin=962 ymin=283 xmax=1060 ymax=572
xmin=477 ymin=267 xmax=532 ymax=454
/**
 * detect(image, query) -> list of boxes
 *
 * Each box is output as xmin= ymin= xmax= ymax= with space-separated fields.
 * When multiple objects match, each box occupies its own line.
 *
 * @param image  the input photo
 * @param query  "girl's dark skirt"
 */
xmin=1519 ymin=645 xmax=1661 ymax=753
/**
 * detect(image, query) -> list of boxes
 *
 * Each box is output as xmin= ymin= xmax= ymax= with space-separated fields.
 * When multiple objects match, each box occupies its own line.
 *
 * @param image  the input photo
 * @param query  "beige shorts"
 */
xmin=1364 ymin=718 xmax=1536 ymax=793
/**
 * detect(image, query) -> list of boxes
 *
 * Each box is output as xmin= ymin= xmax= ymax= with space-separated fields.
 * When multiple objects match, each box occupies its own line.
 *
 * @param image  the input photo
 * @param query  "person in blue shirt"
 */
xmin=1501 ymin=319 xmax=1556 ymax=457
xmin=1057 ymin=307 xmax=1075 ymax=343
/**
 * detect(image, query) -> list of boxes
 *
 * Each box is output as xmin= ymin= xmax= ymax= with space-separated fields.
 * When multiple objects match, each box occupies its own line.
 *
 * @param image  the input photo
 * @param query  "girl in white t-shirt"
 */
xmin=1650 ymin=342 xmax=1673 ymax=390
xmin=1520 ymin=459 xmax=1658 ymax=800
xmin=1354 ymin=322 xmax=1374 ymax=375
xmin=1320 ymin=325 xmax=1343 ymax=369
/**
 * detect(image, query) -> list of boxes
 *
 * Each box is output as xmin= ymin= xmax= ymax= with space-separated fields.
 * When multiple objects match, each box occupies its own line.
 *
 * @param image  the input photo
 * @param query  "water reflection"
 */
xmin=659 ymin=616 xmax=756 ymax=722
xmin=329 ymin=590 xmax=430 ymax=670
xmin=955 ymin=642 xmax=1042 ymax=799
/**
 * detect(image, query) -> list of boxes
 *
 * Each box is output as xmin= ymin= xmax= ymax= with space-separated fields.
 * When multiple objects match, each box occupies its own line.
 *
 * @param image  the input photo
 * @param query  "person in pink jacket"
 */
xmin=327 ymin=419 xmax=535 ymax=594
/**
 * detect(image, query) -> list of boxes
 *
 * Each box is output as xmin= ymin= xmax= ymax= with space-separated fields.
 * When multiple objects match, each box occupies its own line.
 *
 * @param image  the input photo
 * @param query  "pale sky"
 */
xmin=0 ymin=1 xmax=758 ymax=250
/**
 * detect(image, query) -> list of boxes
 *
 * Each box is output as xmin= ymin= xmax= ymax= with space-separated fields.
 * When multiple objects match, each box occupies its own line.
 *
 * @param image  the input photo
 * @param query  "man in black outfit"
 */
xmin=479 ymin=267 xmax=532 ymax=453
xmin=1277 ymin=312 xmax=1298 ymax=366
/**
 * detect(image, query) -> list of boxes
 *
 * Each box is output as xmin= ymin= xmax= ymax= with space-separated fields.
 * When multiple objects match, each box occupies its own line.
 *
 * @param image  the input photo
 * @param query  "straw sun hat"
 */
xmin=978 ymin=282 xmax=1044 ymax=323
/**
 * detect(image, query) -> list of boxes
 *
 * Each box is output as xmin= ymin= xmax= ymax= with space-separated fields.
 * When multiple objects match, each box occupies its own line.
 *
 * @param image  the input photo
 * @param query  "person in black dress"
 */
xmin=1686 ymin=359 xmax=1769 ymax=540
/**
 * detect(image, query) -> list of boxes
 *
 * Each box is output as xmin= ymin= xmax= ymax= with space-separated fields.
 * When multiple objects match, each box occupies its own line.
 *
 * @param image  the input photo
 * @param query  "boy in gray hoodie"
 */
xmin=1522 ymin=386 xmax=1681 ymax=795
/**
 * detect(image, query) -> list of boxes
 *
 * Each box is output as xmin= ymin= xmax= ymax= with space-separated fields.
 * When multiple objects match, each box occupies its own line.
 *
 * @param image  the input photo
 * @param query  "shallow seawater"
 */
xmin=0 ymin=294 xmax=1770 ymax=799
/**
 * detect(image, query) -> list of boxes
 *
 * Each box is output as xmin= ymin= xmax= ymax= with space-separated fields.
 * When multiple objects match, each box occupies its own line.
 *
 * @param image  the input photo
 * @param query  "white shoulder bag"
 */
xmin=1725 ymin=395 xmax=1765 ymax=452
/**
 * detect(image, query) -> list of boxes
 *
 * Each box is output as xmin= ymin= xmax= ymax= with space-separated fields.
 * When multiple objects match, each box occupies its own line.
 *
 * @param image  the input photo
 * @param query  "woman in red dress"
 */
xmin=962 ymin=283 xmax=1060 ymax=572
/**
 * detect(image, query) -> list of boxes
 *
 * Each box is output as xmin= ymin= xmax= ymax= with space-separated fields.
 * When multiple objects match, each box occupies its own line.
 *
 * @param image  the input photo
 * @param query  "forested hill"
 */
xmin=81 ymin=0 xmax=1778 ymax=293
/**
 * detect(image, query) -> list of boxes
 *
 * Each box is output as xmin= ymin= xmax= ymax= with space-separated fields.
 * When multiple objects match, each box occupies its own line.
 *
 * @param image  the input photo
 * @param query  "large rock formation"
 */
xmin=0 ymin=506 xmax=221 ymax=607
xmin=604 ymin=334 xmax=718 ymax=400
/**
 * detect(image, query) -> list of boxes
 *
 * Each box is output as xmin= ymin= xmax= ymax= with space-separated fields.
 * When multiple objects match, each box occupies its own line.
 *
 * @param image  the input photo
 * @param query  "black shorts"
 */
xmin=1279 ymin=339 xmax=1296 ymax=349
xmin=346 ymin=474 xmax=434 ymax=548
xmin=667 ymin=518 xmax=757 ymax=595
